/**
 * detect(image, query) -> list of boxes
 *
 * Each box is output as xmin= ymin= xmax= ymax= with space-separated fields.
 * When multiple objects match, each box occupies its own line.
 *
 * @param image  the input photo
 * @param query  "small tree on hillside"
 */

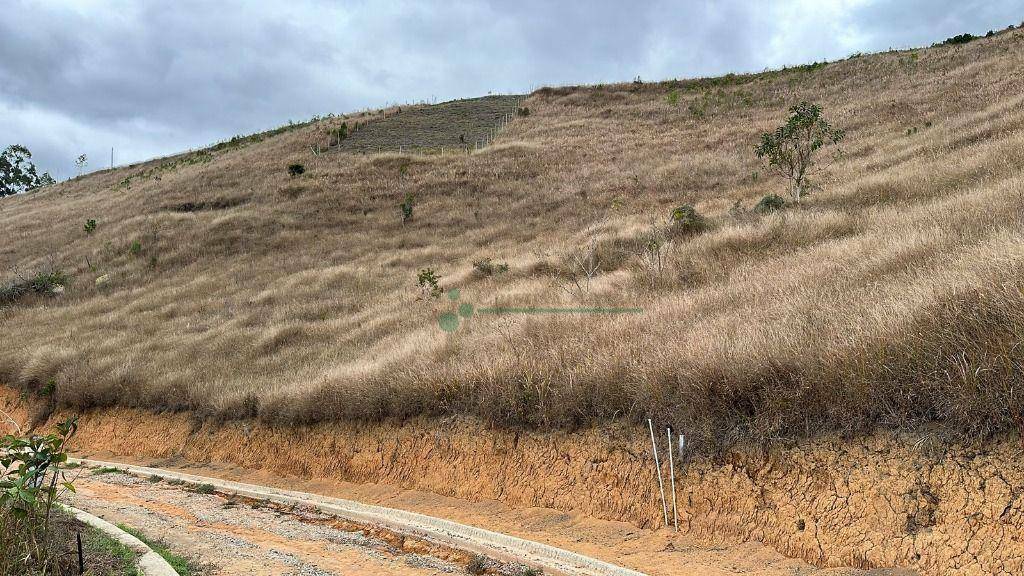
xmin=0 ymin=145 xmax=55 ymax=197
xmin=755 ymin=102 xmax=843 ymax=204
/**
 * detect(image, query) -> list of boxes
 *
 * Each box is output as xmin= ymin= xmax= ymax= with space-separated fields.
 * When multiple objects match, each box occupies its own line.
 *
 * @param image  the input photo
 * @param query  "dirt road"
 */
xmin=71 ymin=471 xmax=468 ymax=576
xmin=67 ymin=459 xmax=915 ymax=576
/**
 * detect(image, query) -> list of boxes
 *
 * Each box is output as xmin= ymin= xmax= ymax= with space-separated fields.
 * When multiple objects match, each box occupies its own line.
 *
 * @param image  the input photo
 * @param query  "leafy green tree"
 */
xmin=0 ymin=145 xmax=55 ymax=197
xmin=755 ymin=102 xmax=843 ymax=204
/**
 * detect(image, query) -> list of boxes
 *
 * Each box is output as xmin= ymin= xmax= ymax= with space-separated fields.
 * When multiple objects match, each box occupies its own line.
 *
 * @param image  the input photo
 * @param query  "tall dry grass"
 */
xmin=3 ymin=29 xmax=1024 ymax=452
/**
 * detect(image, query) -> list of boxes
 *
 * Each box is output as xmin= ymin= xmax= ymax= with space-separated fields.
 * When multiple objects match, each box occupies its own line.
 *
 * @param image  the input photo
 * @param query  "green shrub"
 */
xmin=941 ymin=33 xmax=976 ymax=46
xmin=754 ymin=194 xmax=786 ymax=213
xmin=668 ymin=204 xmax=708 ymax=237
xmin=0 ymin=267 xmax=68 ymax=306
xmin=191 ymin=483 xmax=216 ymax=495
xmin=287 ymin=163 xmax=305 ymax=176
xmin=84 ymin=219 xmax=97 ymax=234
xmin=90 ymin=466 xmax=125 ymax=476
xmin=466 ymin=554 xmax=489 ymax=575
xmin=417 ymin=268 xmax=442 ymax=299
xmin=688 ymin=99 xmax=707 ymax=118
xmin=129 ymin=240 xmax=142 ymax=256
xmin=400 ymin=193 xmax=415 ymax=223
xmin=516 ymin=107 xmax=531 ymax=117
xmin=666 ymin=90 xmax=680 ymax=106
xmin=472 ymin=258 xmax=509 ymax=276
xmin=32 ymin=270 xmax=68 ymax=293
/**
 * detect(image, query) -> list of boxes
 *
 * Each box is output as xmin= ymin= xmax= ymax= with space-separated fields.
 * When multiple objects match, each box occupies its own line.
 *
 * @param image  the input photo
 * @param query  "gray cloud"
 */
xmin=2 ymin=0 xmax=1022 ymax=179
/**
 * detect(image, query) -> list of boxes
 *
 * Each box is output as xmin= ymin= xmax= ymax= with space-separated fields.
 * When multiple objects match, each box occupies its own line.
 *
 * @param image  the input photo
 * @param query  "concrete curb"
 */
xmin=73 ymin=458 xmax=648 ymax=576
xmin=61 ymin=504 xmax=179 ymax=576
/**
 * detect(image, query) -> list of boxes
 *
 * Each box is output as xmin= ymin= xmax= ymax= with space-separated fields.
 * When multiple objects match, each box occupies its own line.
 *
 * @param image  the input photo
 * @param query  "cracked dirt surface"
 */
xmin=8 ymin=388 xmax=1008 ymax=574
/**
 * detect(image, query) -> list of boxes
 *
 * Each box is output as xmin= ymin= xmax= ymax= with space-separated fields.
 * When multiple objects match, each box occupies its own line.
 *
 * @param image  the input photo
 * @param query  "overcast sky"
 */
xmin=2 ymin=0 xmax=1022 ymax=179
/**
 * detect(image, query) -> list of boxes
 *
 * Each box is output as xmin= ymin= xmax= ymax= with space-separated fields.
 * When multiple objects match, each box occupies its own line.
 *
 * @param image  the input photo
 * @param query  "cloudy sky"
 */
xmin=2 ymin=0 xmax=1022 ymax=179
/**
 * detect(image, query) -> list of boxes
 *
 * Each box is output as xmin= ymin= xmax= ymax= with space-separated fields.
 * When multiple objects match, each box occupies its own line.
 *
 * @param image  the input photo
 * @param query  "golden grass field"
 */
xmin=3 ymin=27 xmax=1024 ymax=453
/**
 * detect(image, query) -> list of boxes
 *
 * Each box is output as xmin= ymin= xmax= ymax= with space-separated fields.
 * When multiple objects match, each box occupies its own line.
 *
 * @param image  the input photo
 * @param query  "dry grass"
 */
xmin=3 ymin=29 xmax=1024 ymax=452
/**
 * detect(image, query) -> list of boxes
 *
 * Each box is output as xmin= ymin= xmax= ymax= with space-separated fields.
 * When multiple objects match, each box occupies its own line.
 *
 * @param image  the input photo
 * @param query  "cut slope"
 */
xmin=2 ymin=28 xmax=1024 ymax=453
xmin=0 ymin=390 xmax=1010 ymax=576
xmin=335 ymin=95 xmax=523 ymax=153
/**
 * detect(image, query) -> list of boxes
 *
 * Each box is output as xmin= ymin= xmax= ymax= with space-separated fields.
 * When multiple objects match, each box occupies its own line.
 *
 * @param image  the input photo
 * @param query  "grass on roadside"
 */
xmin=83 ymin=526 xmax=143 ymax=576
xmin=90 ymin=466 xmax=126 ymax=476
xmin=117 ymin=524 xmax=197 ymax=576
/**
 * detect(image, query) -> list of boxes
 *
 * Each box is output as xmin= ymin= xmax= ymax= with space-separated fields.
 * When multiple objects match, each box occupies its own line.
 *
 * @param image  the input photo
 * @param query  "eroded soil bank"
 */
xmin=2 ymin=388 xmax=1020 ymax=575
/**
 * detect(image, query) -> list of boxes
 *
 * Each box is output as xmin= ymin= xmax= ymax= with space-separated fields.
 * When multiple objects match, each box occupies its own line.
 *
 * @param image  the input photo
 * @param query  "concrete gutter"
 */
xmin=62 ymin=504 xmax=179 ymax=576
xmin=73 ymin=458 xmax=648 ymax=576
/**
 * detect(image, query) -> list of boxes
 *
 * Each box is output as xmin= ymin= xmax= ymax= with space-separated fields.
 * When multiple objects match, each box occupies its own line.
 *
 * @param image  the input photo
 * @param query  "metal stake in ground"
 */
xmin=76 ymin=531 xmax=84 ymax=574
xmin=666 ymin=427 xmax=678 ymax=531
xmin=648 ymin=418 xmax=669 ymax=528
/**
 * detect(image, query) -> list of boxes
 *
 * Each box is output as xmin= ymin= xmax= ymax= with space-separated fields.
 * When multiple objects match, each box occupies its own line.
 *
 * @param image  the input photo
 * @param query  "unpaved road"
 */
xmin=67 ymin=458 xmax=915 ymax=576
xmin=71 ymin=471 xmax=465 ymax=576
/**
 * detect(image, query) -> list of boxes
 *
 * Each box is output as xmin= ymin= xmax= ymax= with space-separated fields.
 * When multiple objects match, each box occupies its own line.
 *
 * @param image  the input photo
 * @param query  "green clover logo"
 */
xmin=438 ymin=288 xmax=475 ymax=332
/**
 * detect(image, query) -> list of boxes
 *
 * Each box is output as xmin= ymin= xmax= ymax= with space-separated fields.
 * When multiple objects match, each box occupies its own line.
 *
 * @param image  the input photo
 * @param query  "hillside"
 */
xmin=3 ymin=28 xmax=1024 ymax=456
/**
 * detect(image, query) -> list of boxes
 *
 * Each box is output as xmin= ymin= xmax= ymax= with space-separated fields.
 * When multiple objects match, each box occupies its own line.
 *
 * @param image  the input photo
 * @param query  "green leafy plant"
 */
xmin=666 ymin=89 xmax=680 ymax=106
xmin=287 ymin=163 xmax=305 ymax=177
xmin=38 ymin=380 xmax=56 ymax=398
xmin=128 ymin=240 xmax=142 ymax=256
xmin=417 ymin=268 xmax=443 ymax=299
xmin=0 ymin=417 xmax=79 ymax=575
xmin=754 ymin=194 xmax=786 ymax=214
xmin=755 ymin=101 xmax=844 ymax=204
xmin=84 ymin=219 xmax=97 ymax=235
xmin=400 ymin=193 xmax=415 ymax=223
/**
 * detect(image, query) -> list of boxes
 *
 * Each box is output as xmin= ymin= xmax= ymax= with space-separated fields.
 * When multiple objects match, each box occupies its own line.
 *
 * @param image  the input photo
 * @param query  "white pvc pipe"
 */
xmin=647 ymin=419 xmax=668 ymax=528
xmin=666 ymin=428 xmax=678 ymax=531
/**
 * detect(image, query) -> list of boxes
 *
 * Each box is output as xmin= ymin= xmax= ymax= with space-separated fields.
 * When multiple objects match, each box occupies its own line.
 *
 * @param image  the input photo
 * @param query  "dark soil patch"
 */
xmin=335 ymin=95 xmax=524 ymax=154
xmin=168 ymin=196 xmax=249 ymax=213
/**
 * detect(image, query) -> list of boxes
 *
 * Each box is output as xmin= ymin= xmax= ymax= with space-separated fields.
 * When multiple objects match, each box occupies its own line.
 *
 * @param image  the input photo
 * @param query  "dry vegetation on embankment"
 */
xmin=3 ymin=28 xmax=1024 ymax=454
